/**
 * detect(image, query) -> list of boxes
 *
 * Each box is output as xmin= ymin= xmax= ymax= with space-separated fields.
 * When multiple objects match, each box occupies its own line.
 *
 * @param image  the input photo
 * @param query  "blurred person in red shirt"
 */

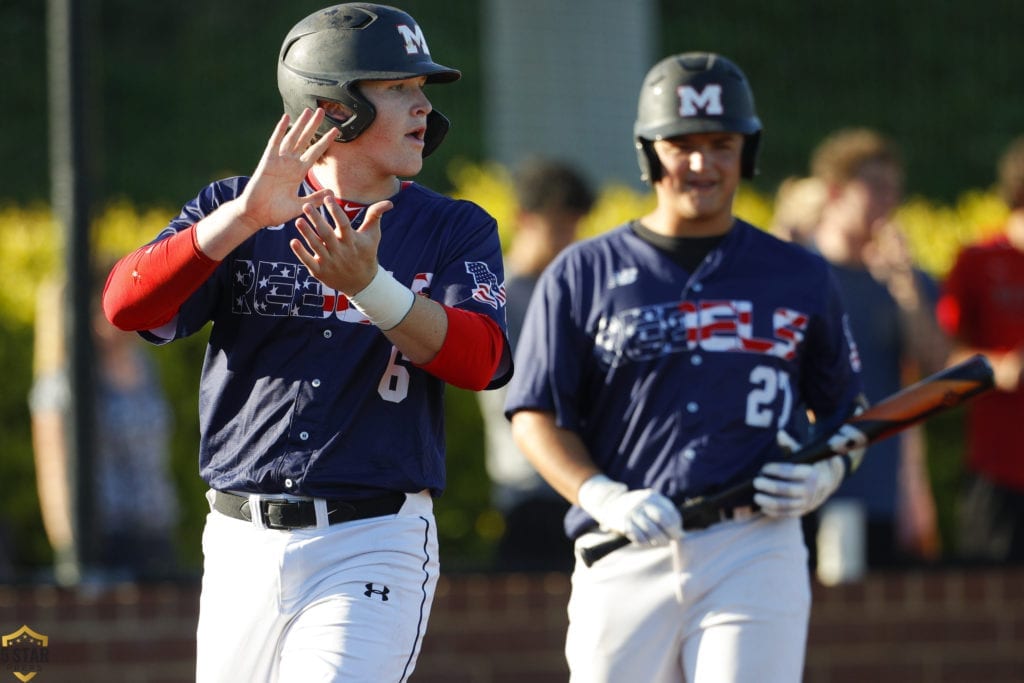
xmin=938 ymin=135 xmax=1024 ymax=564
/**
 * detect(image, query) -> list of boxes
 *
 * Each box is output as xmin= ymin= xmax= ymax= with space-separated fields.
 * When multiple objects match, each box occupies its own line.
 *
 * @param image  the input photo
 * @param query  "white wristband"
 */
xmin=348 ymin=265 xmax=416 ymax=331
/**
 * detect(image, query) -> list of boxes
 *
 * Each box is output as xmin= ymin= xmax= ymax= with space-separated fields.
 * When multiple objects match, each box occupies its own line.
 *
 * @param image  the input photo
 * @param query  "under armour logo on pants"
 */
xmin=364 ymin=583 xmax=390 ymax=601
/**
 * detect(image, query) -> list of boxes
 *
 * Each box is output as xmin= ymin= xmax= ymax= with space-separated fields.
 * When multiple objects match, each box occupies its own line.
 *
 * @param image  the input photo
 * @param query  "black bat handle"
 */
xmin=577 ymin=489 xmax=750 ymax=568
xmin=578 ymin=534 xmax=631 ymax=567
xmin=578 ymin=441 xmax=830 ymax=568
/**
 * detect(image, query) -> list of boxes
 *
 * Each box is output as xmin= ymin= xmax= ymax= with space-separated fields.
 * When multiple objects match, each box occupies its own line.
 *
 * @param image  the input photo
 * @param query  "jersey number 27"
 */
xmin=746 ymin=365 xmax=793 ymax=429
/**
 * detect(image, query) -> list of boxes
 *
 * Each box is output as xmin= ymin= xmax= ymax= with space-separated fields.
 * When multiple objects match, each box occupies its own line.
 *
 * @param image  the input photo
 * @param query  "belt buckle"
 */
xmin=253 ymin=496 xmax=329 ymax=530
xmin=258 ymin=498 xmax=295 ymax=530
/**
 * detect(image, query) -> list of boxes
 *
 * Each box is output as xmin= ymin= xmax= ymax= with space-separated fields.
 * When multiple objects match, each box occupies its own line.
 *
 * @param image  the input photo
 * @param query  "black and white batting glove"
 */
xmin=577 ymin=474 xmax=683 ymax=546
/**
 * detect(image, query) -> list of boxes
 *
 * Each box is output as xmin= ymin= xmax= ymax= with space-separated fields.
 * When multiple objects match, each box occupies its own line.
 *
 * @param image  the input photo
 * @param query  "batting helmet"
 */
xmin=634 ymin=52 xmax=762 ymax=183
xmin=277 ymin=3 xmax=461 ymax=157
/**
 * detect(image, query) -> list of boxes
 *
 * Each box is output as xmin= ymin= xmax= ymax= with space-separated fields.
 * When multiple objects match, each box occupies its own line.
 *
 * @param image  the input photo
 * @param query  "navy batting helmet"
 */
xmin=277 ymin=3 xmax=460 ymax=157
xmin=634 ymin=52 xmax=762 ymax=183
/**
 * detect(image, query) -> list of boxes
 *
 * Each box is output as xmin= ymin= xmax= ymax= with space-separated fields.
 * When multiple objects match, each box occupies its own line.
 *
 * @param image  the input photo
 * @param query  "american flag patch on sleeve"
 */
xmin=464 ymin=261 xmax=506 ymax=309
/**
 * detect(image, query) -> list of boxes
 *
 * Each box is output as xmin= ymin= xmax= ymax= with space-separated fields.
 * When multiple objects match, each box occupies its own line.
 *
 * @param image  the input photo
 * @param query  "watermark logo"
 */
xmin=1 ymin=626 xmax=49 ymax=682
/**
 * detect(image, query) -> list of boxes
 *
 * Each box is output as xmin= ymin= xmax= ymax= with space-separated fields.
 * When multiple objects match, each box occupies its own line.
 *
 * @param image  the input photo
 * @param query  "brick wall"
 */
xmin=1 ymin=568 xmax=1022 ymax=682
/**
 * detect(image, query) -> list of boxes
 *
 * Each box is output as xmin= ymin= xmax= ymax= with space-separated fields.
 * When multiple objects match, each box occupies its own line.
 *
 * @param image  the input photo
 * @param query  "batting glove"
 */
xmin=577 ymin=474 xmax=683 ymax=546
xmin=753 ymin=425 xmax=866 ymax=518
xmin=753 ymin=457 xmax=846 ymax=518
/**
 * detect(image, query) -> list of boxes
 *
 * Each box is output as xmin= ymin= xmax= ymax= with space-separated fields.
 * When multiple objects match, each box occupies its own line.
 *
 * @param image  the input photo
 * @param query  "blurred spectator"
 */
xmin=937 ymin=135 xmax=1024 ymax=564
xmin=807 ymin=128 xmax=949 ymax=570
xmin=477 ymin=158 xmax=595 ymax=572
xmin=770 ymin=175 xmax=827 ymax=248
xmin=30 ymin=265 xmax=179 ymax=583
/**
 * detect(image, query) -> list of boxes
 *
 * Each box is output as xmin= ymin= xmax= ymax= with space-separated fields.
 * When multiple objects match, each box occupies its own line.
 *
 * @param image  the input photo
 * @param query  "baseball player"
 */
xmin=102 ymin=4 xmax=510 ymax=681
xmin=505 ymin=53 xmax=866 ymax=682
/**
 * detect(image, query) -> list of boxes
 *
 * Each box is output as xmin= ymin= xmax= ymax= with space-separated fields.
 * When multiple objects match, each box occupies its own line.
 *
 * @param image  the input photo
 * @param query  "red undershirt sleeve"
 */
xmin=416 ymin=305 xmax=507 ymax=391
xmin=102 ymin=225 xmax=221 ymax=331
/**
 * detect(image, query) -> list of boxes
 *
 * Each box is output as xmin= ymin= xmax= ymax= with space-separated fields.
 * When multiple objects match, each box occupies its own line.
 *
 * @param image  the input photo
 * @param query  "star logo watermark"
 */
xmin=1 ymin=625 xmax=49 ymax=682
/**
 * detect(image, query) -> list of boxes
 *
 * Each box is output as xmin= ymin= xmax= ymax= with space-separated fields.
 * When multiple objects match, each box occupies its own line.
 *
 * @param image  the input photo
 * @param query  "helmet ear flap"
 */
xmin=636 ymin=139 xmax=663 ymax=185
xmin=320 ymin=83 xmax=376 ymax=142
xmin=741 ymin=131 xmax=761 ymax=179
xmin=423 ymin=110 xmax=450 ymax=158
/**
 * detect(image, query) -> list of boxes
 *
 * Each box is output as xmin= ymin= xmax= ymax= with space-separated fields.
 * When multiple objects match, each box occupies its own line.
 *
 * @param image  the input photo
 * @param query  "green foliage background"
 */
xmin=0 ymin=177 xmax=1007 ymax=576
xmin=1 ymin=0 xmax=1021 ymax=576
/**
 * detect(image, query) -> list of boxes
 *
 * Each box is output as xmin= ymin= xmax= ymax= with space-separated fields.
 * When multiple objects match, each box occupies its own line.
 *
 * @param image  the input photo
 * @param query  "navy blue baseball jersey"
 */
xmin=505 ymin=219 xmax=863 ymax=539
xmin=141 ymin=176 xmax=510 ymax=498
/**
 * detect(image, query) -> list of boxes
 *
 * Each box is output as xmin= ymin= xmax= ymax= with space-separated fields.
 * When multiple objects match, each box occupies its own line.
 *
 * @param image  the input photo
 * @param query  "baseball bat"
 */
xmin=578 ymin=354 xmax=995 ymax=567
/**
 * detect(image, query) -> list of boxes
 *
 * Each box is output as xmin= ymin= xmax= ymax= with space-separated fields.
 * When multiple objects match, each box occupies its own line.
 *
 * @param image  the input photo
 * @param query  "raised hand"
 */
xmin=863 ymin=220 xmax=920 ymax=308
xmin=236 ymin=107 xmax=338 ymax=234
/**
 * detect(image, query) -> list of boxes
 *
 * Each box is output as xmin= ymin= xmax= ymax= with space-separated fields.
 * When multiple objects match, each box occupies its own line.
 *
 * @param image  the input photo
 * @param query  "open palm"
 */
xmin=237 ymin=107 xmax=336 ymax=231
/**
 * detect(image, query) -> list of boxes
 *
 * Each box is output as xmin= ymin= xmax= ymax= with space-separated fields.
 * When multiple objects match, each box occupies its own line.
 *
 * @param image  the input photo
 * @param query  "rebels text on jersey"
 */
xmin=143 ymin=177 xmax=510 ymax=498
xmin=505 ymin=219 xmax=863 ymax=539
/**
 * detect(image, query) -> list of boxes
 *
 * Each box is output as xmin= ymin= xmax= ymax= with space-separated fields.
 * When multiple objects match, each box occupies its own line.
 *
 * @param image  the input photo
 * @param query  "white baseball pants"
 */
xmin=567 ymin=515 xmax=810 ymax=683
xmin=195 ymin=490 xmax=438 ymax=683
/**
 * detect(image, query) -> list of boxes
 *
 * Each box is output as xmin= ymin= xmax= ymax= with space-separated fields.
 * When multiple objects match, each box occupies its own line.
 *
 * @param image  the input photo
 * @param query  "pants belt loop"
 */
xmin=732 ymin=505 xmax=755 ymax=522
xmin=313 ymin=498 xmax=330 ymax=529
xmin=248 ymin=494 xmax=267 ymax=530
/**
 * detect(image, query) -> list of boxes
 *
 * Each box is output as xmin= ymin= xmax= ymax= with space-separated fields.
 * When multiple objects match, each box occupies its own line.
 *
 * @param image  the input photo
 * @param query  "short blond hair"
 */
xmin=810 ymin=127 xmax=903 ymax=186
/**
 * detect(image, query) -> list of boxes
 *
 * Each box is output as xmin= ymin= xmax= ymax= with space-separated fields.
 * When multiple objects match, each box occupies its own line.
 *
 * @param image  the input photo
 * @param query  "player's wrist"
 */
xmin=348 ymin=264 xmax=416 ymax=331
xmin=577 ymin=474 xmax=625 ymax=514
xmin=221 ymin=197 xmax=264 ymax=236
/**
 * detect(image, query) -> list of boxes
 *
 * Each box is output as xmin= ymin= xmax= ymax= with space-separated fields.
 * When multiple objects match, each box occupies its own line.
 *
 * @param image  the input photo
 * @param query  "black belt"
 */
xmin=576 ymin=502 xmax=756 ymax=542
xmin=212 ymin=490 xmax=406 ymax=530
xmin=681 ymin=503 xmax=756 ymax=531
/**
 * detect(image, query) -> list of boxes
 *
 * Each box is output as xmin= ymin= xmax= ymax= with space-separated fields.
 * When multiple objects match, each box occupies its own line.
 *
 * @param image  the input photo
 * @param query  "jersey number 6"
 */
xmin=378 ymin=346 xmax=412 ymax=403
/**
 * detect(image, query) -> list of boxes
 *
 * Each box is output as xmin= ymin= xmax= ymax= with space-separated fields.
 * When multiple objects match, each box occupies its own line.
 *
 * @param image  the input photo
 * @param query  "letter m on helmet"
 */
xmin=397 ymin=23 xmax=431 ymax=55
xmin=679 ymin=84 xmax=724 ymax=117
